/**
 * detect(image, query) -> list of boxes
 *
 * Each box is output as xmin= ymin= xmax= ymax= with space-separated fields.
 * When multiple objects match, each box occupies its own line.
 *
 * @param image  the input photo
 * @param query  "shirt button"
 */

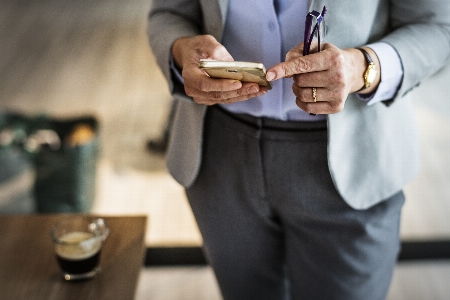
xmin=268 ymin=22 xmax=276 ymax=31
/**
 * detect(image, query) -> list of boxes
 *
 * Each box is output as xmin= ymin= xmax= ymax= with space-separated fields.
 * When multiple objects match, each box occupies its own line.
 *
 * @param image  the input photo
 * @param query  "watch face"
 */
xmin=367 ymin=69 xmax=377 ymax=83
xmin=366 ymin=64 xmax=377 ymax=87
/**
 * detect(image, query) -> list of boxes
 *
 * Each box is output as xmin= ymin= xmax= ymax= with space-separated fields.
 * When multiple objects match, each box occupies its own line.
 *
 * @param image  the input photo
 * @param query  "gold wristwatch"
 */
xmin=356 ymin=48 xmax=377 ymax=92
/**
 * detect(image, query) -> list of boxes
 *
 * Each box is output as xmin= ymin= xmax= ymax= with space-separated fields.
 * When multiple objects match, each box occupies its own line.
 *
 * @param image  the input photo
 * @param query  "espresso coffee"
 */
xmin=55 ymin=231 xmax=102 ymax=275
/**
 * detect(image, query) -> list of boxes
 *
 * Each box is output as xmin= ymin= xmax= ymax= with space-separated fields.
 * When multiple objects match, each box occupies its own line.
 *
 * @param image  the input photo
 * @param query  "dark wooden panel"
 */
xmin=144 ymin=241 xmax=450 ymax=267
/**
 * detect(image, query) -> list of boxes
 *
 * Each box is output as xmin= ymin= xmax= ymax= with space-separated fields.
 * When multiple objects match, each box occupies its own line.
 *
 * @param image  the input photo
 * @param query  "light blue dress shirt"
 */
xmin=219 ymin=0 xmax=403 ymax=121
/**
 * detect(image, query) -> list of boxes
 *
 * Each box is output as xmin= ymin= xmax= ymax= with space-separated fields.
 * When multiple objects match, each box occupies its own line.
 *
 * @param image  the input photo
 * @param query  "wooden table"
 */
xmin=0 ymin=214 xmax=147 ymax=300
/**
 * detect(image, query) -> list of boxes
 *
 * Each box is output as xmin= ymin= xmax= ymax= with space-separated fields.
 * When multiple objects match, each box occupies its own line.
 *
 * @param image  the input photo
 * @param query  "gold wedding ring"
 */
xmin=312 ymin=87 xmax=317 ymax=102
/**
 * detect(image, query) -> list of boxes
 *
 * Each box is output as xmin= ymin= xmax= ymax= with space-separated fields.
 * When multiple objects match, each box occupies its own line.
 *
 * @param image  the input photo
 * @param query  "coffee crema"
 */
xmin=55 ymin=231 xmax=102 ymax=275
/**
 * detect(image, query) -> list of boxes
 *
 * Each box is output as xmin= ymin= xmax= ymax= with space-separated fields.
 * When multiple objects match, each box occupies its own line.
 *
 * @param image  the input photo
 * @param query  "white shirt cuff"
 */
xmin=357 ymin=42 xmax=404 ymax=105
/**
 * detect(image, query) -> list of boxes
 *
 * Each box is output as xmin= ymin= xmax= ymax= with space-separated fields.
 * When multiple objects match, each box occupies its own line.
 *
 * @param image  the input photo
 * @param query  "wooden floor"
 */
xmin=135 ymin=262 xmax=450 ymax=300
xmin=1 ymin=0 xmax=449 ymax=299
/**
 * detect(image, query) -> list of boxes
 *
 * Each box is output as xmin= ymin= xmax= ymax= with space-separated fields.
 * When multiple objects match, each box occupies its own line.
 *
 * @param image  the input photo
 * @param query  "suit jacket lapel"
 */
xmin=309 ymin=0 xmax=327 ymax=12
xmin=217 ymin=0 xmax=229 ymax=24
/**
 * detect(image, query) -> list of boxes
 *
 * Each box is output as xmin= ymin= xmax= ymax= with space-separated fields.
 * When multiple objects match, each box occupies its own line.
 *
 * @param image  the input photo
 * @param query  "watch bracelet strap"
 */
xmin=356 ymin=48 xmax=373 ymax=92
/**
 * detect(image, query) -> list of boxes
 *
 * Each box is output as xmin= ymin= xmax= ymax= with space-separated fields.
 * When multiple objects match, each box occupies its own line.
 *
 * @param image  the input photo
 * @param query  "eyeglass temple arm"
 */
xmin=303 ymin=14 xmax=313 ymax=56
xmin=305 ymin=6 xmax=328 ymax=54
xmin=316 ymin=6 xmax=327 ymax=52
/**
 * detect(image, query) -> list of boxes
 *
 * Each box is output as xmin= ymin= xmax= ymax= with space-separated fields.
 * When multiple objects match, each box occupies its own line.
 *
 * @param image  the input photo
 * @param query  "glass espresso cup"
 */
xmin=51 ymin=217 xmax=109 ymax=281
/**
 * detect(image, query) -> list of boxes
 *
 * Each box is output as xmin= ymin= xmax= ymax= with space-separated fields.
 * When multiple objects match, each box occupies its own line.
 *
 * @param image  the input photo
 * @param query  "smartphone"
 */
xmin=199 ymin=59 xmax=272 ymax=90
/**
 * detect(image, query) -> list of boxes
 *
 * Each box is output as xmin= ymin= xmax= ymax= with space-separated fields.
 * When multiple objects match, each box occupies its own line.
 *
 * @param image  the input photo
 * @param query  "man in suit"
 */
xmin=148 ymin=0 xmax=450 ymax=299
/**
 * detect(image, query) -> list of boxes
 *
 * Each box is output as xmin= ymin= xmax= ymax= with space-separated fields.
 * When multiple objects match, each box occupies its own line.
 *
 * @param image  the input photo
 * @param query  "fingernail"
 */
xmin=266 ymin=71 xmax=276 ymax=81
xmin=231 ymin=81 xmax=242 ymax=89
xmin=249 ymin=86 xmax=259 ymax=93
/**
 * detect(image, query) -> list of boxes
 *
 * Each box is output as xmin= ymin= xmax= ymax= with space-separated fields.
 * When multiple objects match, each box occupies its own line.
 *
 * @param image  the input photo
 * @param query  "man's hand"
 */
xmin=266 ymin=42 xmax=380 ymax=115
xmin=172 ymin=35 xmax=267 ymax=105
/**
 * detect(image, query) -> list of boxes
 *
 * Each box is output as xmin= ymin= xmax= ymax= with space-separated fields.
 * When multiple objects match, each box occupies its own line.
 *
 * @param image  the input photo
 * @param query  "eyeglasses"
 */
xmin=303 ymin=6 xmax=327 ymax=116
xmin=303 ymin=6 xmax=327 ymax=56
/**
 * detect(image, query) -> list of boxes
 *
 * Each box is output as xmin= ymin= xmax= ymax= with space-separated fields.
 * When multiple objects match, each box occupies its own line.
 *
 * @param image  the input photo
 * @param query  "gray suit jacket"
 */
xmin=148 ymin=0 xmax=450 ymax=209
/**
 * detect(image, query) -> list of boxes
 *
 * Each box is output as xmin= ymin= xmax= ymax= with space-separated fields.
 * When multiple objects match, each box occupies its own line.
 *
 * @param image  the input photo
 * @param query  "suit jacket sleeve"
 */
xmin=379 ymin=0 xmax=450 ymax=99
xmin=147 ymin=0 xmax=203 ymax=100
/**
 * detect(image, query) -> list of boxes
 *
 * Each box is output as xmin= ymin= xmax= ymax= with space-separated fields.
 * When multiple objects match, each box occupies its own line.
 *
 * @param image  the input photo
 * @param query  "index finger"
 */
xmin=266 ymin=52 xmax=328 ymax=81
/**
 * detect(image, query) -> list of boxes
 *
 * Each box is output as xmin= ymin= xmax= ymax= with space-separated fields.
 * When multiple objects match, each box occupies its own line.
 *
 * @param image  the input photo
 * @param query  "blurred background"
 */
xmin=0 ymin=0 xmax=449 ymax=299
